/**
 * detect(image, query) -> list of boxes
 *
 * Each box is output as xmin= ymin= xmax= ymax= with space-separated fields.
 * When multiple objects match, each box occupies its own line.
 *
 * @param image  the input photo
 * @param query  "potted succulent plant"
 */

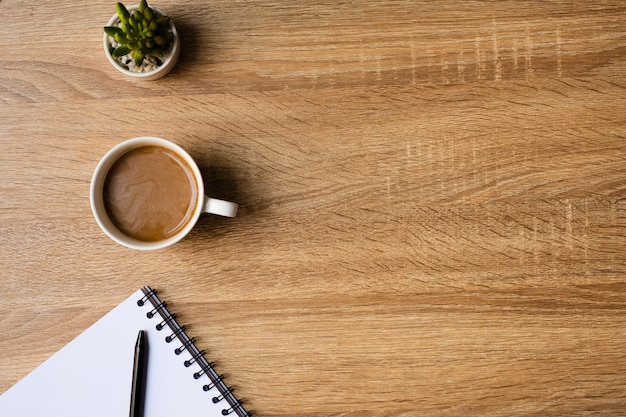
xmin=103 ymin=0 xmax=180 ymax=80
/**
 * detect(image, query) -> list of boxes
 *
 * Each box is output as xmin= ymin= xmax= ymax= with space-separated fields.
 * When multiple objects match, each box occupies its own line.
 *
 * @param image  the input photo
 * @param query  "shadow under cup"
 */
xmin=91 ymin=137 xmax=210 ymax=250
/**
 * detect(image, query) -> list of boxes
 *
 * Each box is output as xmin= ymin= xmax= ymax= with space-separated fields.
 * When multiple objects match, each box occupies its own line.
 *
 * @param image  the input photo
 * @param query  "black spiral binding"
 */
xmin=138 ymin=286 xmax=250 ymax=417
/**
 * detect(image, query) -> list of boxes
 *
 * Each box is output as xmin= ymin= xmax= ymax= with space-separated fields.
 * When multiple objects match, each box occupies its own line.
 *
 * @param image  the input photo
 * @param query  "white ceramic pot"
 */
xmin=103 ymin=5 xmax=180 ymax=81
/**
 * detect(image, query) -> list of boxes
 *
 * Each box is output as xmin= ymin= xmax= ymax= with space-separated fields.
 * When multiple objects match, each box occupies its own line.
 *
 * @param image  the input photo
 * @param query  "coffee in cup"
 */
xmin=91 ymin=137 xmax=237 ymax=250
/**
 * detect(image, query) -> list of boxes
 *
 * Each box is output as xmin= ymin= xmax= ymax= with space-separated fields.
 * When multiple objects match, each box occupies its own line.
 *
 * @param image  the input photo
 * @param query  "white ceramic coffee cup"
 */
xmin=90 ymin=137 xmax=238 ymax=250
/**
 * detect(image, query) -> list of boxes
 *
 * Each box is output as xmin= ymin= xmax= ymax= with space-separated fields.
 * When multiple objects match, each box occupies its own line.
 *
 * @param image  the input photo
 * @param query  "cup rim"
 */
xmin=90 ymin=137 xmax=204 ymax=250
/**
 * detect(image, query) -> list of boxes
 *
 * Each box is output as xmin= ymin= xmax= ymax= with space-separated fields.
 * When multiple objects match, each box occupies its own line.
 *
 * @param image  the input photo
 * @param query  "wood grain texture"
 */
xmin=1 ymin=1 xmax=625 ymax=416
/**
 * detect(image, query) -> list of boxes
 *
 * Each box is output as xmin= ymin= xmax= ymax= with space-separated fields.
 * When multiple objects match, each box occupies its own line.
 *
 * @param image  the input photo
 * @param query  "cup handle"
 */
xmin=203 ymin=196 xmax=238 ymax=217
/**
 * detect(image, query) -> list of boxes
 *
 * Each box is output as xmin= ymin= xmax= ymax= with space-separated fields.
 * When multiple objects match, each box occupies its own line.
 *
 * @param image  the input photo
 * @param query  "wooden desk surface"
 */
xmin=1 ymin=1 xmax=625 ymax=415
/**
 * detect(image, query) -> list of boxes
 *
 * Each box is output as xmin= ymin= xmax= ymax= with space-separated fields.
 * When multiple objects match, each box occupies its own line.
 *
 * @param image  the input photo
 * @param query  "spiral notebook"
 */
xmin=0 ymin=286 xmax=250 ymax=417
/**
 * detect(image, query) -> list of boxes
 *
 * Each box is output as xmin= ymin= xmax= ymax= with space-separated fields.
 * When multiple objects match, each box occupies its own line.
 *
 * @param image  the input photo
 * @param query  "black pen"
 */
xmin=129 ymin=330 xmax=148 ymax=417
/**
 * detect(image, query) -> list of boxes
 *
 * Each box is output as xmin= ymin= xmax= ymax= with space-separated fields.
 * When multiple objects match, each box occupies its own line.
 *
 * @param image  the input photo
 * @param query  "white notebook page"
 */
xmin=0 ymin=289 xmax=233 ymax=417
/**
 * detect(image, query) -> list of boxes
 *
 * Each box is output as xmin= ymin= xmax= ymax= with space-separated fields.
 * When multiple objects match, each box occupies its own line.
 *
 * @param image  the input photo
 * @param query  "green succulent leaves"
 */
xmin=116 ymin=2 xmax=131 ymax=24
xmin=104 ymin=0 xmax=174 ymax=68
